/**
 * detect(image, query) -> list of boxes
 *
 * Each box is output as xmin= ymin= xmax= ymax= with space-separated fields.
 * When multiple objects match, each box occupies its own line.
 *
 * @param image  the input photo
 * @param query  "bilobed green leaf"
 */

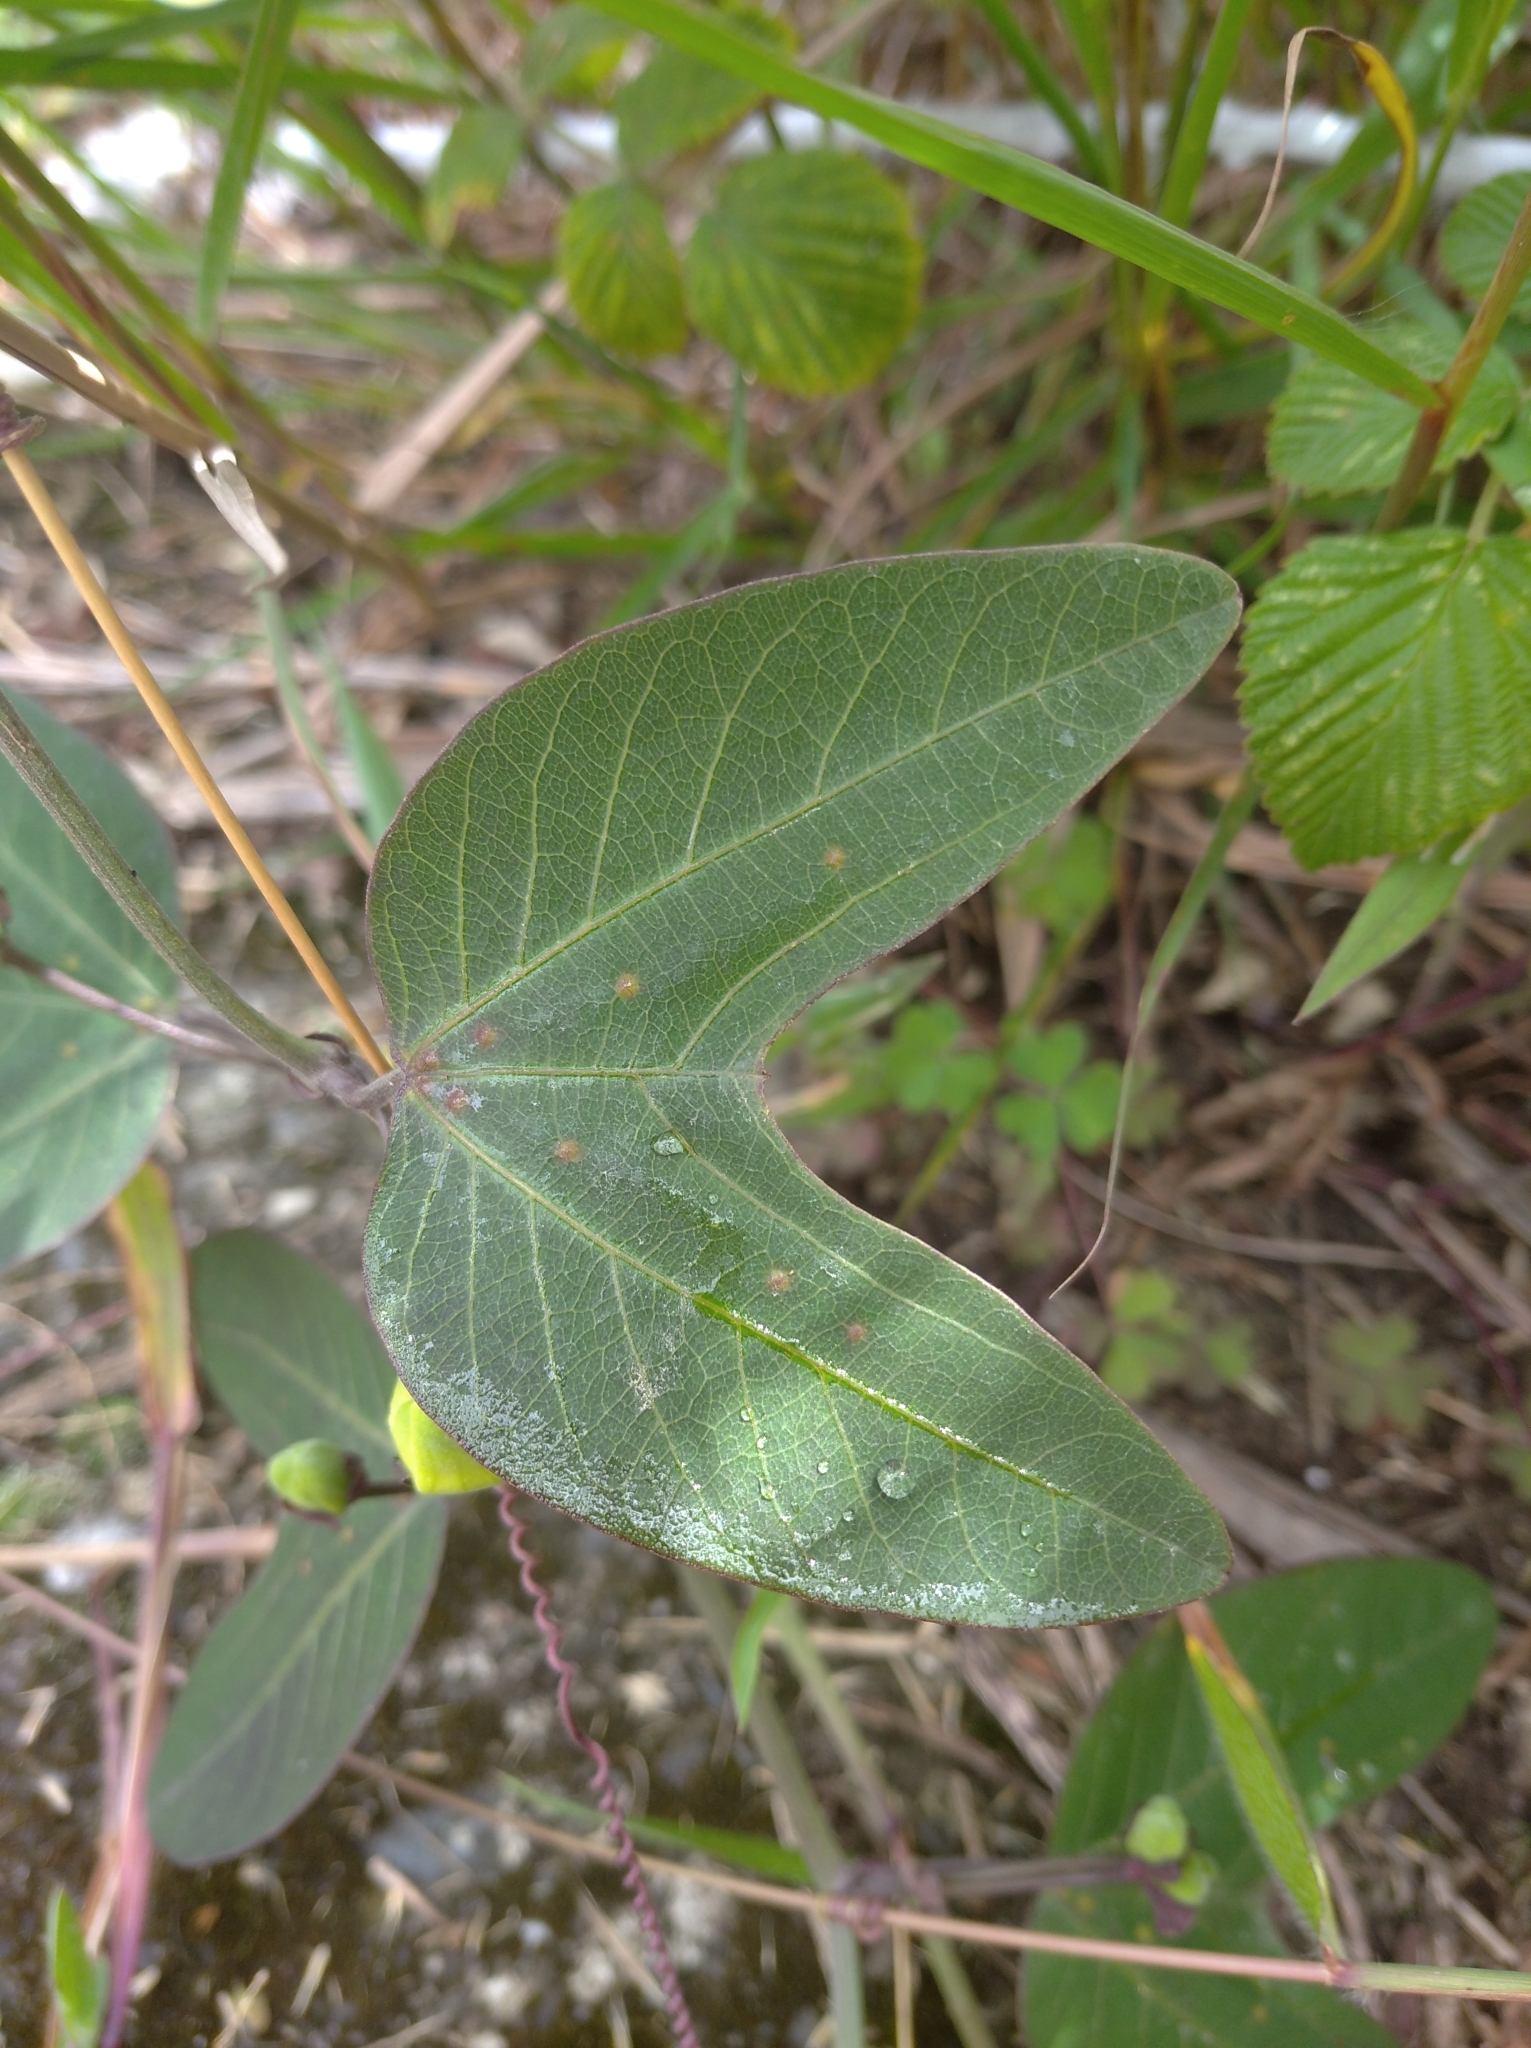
xmin=588 ymin=0 xmax=1437 ymax=406
xmin=0 ymin=692 xmax=177 ymax=1274
xmin=196 ymin=0 xmax=301 ymax=335
xmin=559 ymin=180 xmax=687 ymax=359
xmin=364 ymin=547 xmax=1238 ymax=1626
xmin=1440 ymin=171 xmax=1531 ymax=318
xmin=1268 ymin=322 xmax=1519 ymax=495
xmin=150 ymin=1497 xmax=446 ymax=1863
xmin=424 ymin=104 xmax=524 ymax=248
xmin=686 ymin=150 xmax=922 ymax=396
xmin=1025 ymin=1558 xmax=1497 ymax=2048
xmin=1298 ymin=850 xmax=1465 ymax=1020
xmin=1240 ymin=530 xmax=1531 ymax=865
xmin=155 ymin=1231 xmax=447 ymax=1863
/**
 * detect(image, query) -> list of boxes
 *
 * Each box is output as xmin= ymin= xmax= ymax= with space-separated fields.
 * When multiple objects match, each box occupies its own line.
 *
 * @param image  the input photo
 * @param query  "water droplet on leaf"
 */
xmin=876 ymin=1462 xmax=913 ymax=1500
xmin=653 ymin=1135 xmax=685 ymax=1155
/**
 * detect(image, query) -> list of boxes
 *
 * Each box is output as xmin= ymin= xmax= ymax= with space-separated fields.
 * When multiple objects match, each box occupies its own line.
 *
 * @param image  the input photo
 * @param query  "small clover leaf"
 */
xmin=1327 ymin=1314 xmax=1441 ymax=1434
xmin=1059 ymin=1060 xmax=1123 ymax=1154
xmin=995 ymin=813 xmax=1115 ymax=935
xmin=993 ymin=1090 xmax=1061 ymax=1165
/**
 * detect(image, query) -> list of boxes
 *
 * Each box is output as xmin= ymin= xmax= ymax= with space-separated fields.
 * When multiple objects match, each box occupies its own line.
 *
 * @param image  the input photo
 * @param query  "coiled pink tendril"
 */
xmin=498 ymin=1488 xmax=702 ymax=2048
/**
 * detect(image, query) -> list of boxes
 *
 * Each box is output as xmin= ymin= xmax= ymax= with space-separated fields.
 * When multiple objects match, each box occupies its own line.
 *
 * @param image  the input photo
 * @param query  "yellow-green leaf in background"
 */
xmin=686 ymin=150 xmax=922 ymax=396
xmin=424 ymin=104 xmax=524 ymax=247
xmin=1297 ymin=847 xmax=1466 ymax=1020
xmin=559 ymin=179 xmax=687 ymax=358
xmin=615 ymin=4 xmax=792 ymax=168
xmin=522 ymin=2 xmax=629 ymax=99
xmin=1180 ymin=1601 xmax=1341 ymax=1953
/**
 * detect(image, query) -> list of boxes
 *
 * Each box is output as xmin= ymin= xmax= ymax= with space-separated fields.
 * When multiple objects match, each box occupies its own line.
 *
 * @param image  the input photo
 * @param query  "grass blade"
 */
xmin=587 ymin=0 xmax=1434 ymax=405
xmin=196 ymin=0 xmax=301 ymax=335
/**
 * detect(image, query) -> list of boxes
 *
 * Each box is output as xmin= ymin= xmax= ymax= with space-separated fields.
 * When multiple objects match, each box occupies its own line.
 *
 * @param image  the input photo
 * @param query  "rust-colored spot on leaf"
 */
xmin=554 ymin=1138 xmax=582 ymax=1163
xmin=614 ymin=972 xmax=641 ymax=999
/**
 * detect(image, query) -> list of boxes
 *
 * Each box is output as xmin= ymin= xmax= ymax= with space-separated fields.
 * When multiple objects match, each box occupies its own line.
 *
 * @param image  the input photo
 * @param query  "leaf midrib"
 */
xmin=395 ymin=587 xmax=1226 ymax=1055
xmin=408 ymin=1085 xmax=1194 ymax=1535
xmin=200 ymin=1316 xmax=394 ymax=1457
xmin=158 ymin=1505 xmax=426 ymax=1800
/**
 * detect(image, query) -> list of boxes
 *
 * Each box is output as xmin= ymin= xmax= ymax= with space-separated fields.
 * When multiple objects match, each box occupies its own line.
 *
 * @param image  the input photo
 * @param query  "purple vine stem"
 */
xmin=498 ymin=1488 xmax=702 ymax=2048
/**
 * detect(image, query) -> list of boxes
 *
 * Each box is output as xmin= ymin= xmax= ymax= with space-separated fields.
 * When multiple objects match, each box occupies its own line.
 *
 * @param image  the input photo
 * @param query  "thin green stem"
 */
xmin=1058 ymin=767 xmax=1260 ymax=1288
xmin=772 ymin=1603 xmax=1000 ymax=2048
xmin=1155 ymin=0 xmax=1207 ymax=195
xmin=964 ymin=0 xmax=1106 ymax=184
xmin=680 ymin=1571 xmax=865 ymax=2048
xmin=0 ymin=687 xmax=346 ymax=1093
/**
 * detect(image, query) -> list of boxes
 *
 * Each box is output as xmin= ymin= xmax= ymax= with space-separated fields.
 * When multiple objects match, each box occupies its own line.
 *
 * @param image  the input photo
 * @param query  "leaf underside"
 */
xmin=365 ymin=548 xmax=1238 ymax=1625
xmin=1440 ymin=171 xmax=1531 ymax=318
xmin=150 ymin=1498 xmax=445 ymax=1865
xmin=1025 ymin=1558 xmax=1496 ymax=2048
xmin=151 ymin=1232 xmax=447 ymax=1864
xmin=0 ymin=691 xmax=177 ymax=1272
xmin=1240 ymin=531 xmax=1531 ymax=866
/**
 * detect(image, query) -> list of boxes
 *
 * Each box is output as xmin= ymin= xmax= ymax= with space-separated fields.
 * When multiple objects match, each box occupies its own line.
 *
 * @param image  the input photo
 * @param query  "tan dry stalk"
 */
xmin=0 ymin=447 xmax=389 ymax=1073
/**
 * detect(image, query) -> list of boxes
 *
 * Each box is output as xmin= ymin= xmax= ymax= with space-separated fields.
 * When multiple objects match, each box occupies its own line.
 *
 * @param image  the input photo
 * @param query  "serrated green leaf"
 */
xmin=559 ymin=180 xmax=687 ymax=358
xmin=1298 ymin=850 xmax=1465 ymax=1020
xmin=1268 ymin=321 xmax=1519 ymax=495
xmin=1025 ymin=1558 xmax=1497 ymax=2048
xmin=190 ymin=1230 xmax=398 ymax=1475
xmin=46 ymin=1887 xmax=103 ymax=2048
xmin=1440 ymin=170 xmax=1531 ymax=318
xmin=1240 ymin=530 xmax=1531 ymax=865
xmin=150 ymin=1495 xmax=446 ymax=1863
xmin=424 ymin=105 xmax=524 ymax=248
xmin=1487 ymin=403 xmax=1531 ymax=515
xmin=364 ymin=547 xmax=1238 ymax=1625
xmin=0 ymin=692 xmax=177 ymax=1274
xmin=685 ymin=150 xmax=922 ymax=396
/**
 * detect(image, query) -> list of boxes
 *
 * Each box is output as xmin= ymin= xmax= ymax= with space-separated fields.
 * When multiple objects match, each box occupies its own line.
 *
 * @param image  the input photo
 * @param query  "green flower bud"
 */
xmin=267 ymin=1439 xmax=354 ymax=1517
xmin=1125 ymin=1794 xmax=1190 ymax=1865
xmin=388 ymin=1381 xmax=498 ymax=1494
xmin=1162 ymin=1849 xmax=1216 ymax=1907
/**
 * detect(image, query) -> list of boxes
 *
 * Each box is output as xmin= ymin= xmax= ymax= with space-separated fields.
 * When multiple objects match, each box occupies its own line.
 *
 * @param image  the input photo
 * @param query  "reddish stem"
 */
xmin=498 ymin=1489 xmax=702 ymax=2048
